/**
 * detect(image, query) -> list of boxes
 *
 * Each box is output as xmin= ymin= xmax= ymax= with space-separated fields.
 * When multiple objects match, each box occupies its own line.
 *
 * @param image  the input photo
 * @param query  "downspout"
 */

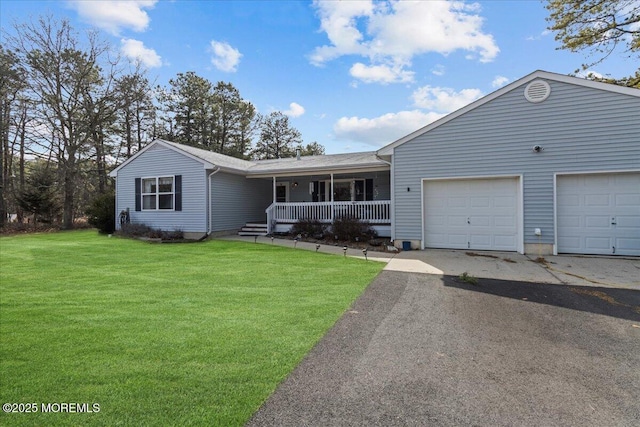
xmin=203 ymin=166 xmax=221 ymax=239
xmin=376 ymin=154 xmax=394 ymax=243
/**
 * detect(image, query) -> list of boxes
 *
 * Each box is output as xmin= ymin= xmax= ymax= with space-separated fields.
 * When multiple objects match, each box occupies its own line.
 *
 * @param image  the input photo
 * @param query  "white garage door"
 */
xmin=423 ymin=177 xmax=519 ymax=251
xmin=557 ymin=173 xmax=640 ymax=256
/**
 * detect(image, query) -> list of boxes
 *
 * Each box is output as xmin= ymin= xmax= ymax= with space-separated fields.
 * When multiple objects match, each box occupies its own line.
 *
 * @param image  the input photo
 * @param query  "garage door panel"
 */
xmin=585 ymin=216 xmax=610 ymax=228
xmin=446 ymin=233 xmax=468 ymax=247
xmin=447 ymin=215 xmax=468 ymax=226
xmin=558 ymin=195 xmax=580 ymax=206
xmin=424 ymin=177 xmax=519 ymax=252
xmin=558 ymin=215 xmax=581 ymax=227
xmin=614 ymin=174 xmax=639 ymax=186
xmin=616 ymin=194 xmax=640 ymax=206
xmin=448 ymin=197 xmax=468 ymax=208
xmin=494 ymin=235 xmax=518 ymax=250
xmin=557 ymin=172 xmax=640 ymax=256
xmin=617 ymin=238 xmax=640 ymax=252
xmin=617 ymin=216 xmax=640 ymax=228
xmin=494 ymin=215 xmax=516 ymax=227
xmin=470 ymin=215 xmax=490 ymax=227
xmin=585 ymin=194 xmax=610 ymax=206
xmin=585 ymin=237 xmax=611 ymax=251
xmin=470 ymin=197 xmax=490 ymax=208
xmin=470 ymin=234 xmax=491 ymax=249
xmin=494 ymin=196 xmax=516 ymax=208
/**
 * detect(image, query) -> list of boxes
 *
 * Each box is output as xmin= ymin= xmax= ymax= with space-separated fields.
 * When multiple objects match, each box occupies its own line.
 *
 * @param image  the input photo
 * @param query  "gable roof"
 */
xmin=377 ymin=70 xmax=640 ymax=156
xmin=109 ymin=138 xmax=389 ymax=178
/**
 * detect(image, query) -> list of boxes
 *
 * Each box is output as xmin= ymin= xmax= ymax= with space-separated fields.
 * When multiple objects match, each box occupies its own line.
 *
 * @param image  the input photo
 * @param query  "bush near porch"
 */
xmin=288 ymin=215 xmax=391 ymax=250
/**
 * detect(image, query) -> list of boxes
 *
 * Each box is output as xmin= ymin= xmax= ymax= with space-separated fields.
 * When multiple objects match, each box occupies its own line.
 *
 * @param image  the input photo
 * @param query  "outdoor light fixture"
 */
xmin=343 ymin=246 xmax=347 ymax=256
xmin=316 ymin=244 xmax=320 ymax=252
xmin=292 ymin=182 xmax=299 ymax=188
xmin=362 ymin=248 xmax=368 ymax=261
xmin=294 ymin=238 xmax=298 ymax=248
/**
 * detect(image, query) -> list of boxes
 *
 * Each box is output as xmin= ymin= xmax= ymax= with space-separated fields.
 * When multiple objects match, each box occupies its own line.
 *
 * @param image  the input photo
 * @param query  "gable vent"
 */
xmin=524 ymin=80 xmax=551 ymax=103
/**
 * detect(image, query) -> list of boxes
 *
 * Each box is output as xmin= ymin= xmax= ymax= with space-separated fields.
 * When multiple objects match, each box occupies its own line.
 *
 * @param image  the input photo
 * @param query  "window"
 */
xmin=142 ymin=176 xmax=174 ymax=210
xmin=327 ymin=179 xmax=367 ymax=201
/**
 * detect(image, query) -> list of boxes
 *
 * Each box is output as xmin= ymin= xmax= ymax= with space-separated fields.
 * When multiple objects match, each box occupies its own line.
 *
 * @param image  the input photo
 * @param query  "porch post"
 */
xmin=272 ymin=176 xmax=276 ymax=204
xmin=330 ymin=173 xmax=334 ymax=223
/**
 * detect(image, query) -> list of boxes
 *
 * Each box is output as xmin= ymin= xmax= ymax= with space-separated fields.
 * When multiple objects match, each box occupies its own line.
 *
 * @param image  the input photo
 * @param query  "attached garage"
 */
xmin=556 ymin=172 xmax=640 ymax=256
xmin=422 ymin=177 xmax=522 ymax=252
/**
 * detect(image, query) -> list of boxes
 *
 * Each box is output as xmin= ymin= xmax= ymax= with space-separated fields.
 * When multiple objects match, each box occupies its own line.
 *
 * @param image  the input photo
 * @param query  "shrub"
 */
xmin=119 ymin=223 xmax=155 ymax=237
xmin=86 ymin=192 xmax=116 ymax=234
xmin=118 ymin=223 xmax=184 ymax=241
xmin=290 ymin=217 xmax=327 ymax=239
xmin=331 ymin=215 xmax=376 ymax=242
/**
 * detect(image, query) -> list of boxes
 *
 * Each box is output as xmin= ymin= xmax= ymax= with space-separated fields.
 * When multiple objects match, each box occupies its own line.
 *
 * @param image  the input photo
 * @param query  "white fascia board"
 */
xmin=246 ymin=165 xmax=390 ymax=179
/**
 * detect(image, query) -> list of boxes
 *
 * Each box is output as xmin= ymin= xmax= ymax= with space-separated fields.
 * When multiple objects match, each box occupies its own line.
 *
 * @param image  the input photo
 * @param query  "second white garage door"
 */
xmin=423 ymin=177 xmax=520 ymax=251
xmin=557 ymin=172 xmax=640 ymax=256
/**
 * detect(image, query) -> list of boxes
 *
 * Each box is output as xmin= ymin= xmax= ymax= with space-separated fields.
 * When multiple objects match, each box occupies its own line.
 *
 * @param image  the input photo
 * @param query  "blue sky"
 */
xmin=1 ymin=0 xmax=637 ymax=154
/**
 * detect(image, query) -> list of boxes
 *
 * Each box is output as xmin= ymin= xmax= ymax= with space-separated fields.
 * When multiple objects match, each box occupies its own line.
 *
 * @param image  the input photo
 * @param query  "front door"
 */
xmin=276 ymin=183 xmax=289 ymax=202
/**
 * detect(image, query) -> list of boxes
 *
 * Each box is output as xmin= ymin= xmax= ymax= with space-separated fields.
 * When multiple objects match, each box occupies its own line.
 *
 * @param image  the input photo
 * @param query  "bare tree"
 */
xmin=8 ymin=16 xmax=117 ymax=228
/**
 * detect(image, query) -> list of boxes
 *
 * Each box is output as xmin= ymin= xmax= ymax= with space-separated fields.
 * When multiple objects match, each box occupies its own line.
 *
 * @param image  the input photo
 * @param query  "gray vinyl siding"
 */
xmin=210 ymin=172 xmax=272 ymax=232
xmin=115 ymin=144 xmax=207 ymax=233
xmin=393 ymin=79 xmax=640 ymax=245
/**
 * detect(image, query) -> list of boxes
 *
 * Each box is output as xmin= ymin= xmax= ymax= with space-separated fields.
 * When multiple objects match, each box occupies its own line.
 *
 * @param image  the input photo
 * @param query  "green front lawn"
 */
xmin=0 ymin=231 xmax=382 ymax=426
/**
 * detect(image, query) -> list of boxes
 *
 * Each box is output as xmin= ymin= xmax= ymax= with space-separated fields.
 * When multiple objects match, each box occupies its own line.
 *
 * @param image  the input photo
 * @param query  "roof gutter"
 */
xmin=375 ymin=154 xmax=392 ymax=166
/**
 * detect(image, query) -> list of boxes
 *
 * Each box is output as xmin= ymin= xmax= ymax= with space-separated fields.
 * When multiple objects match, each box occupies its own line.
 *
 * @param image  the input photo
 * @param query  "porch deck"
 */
xmin=265 ymin=200 xmax=391 ymax=235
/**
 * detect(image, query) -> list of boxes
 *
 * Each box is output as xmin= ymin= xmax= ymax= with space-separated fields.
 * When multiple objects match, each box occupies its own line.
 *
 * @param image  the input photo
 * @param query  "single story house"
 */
xmin=110 ymin=70 xmax=640 ymax=256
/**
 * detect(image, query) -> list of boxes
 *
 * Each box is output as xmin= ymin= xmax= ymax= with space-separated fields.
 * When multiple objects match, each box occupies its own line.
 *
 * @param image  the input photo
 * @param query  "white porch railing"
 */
xmin=266 ymin=200 xmax=391 ymax=233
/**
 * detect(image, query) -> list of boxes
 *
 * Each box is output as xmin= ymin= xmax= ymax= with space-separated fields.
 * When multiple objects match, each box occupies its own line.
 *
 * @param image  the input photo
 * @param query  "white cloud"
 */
xmin=431 ymin=64 xmax=446 ymax=76
xmin=67 ymin=0 xmax=157 ymax=35
xmin=349 ymin=62 xmax=414 ymax=84
xmin=209 ymin=40 xmax=242 ymax=72
xmin=120 ymin=39 xmax=162 ymax=68
xmin=311 ymin=0 xmax=499 ymax=83
xmin=333 ymin=110 xmax=445 ymax=146
xmin=284 ymin=102 xmax=305 ymax=117
xmin=308 ymin=0 xmax=374 ymax=65
xmin=411 ymin=85 xmax=483 ymax=113
xmin=576 ymin=69 xmax=605 ymax=80
xmin=527 ymin=29 xmax=552 ymax=41
xmin=492 ymin=75 xmax=509 ymax=88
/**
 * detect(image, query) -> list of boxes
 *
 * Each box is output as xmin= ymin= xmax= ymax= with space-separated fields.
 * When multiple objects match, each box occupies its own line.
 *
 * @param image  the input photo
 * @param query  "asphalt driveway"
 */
xmin=247 ymin=269 xmax=640 ymax=426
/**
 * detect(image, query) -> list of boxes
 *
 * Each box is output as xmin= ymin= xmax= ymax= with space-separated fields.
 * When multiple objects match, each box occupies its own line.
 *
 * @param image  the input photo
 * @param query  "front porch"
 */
xmin=246 ymin=156 xmax=392 ymax=236
xmin=265 ymin=200 xmax=391 ymax=236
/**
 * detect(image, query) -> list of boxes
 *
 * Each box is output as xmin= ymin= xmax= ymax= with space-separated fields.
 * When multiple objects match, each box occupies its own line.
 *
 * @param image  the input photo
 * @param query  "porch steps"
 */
xmin=238 ymin=223 xmax=268 ymax=236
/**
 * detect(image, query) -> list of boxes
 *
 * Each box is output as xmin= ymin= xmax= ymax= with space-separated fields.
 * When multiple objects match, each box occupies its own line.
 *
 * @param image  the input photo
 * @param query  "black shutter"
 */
xmin=319 ymin=181 xmax=326 ymax=202
xmin=312 ymin=180 xmax=319 ymax=202
xmin=135 ymin=178 xmax=141 ymax=211
xmin=174 ymin=175 xmax=182 ymax=211
xmin=365 ymin=179 xmax=374 ymax=201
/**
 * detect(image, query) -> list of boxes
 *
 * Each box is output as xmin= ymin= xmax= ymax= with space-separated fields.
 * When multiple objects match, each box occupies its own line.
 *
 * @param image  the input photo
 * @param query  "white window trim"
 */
xmin=141 ymin=175 xmax=175 ymax=211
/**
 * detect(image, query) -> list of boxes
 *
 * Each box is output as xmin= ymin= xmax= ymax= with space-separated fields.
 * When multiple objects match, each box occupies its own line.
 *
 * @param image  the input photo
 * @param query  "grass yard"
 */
xmin=0 ymin=231 xmax=382 ymax=426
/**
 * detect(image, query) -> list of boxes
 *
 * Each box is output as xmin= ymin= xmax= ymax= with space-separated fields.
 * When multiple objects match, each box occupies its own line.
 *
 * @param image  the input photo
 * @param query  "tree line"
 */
xmin=0 ymin=16 xmax=324 ymax=229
